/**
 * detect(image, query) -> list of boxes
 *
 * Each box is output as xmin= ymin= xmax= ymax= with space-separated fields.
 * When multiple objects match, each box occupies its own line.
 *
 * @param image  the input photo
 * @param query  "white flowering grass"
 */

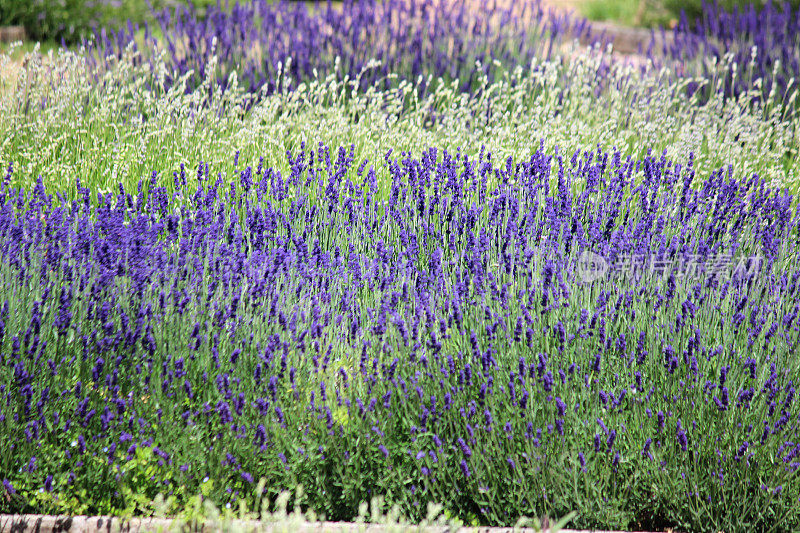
xmin=0 ymin=41 xmax=798 ymax=197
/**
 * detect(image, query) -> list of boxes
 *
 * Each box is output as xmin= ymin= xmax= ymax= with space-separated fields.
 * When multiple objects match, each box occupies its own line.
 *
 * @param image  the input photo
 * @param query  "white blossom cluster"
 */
xmin=1 ymin=40 xmax=797 ymax=195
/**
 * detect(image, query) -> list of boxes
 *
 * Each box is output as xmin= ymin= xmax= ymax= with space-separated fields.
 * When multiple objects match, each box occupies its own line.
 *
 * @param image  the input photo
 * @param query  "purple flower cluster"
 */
xmin=0 ymin=143 xmax=798 ymax=529
xmin=662 ymin=1 xmax=800 ymax=102
xmin=89 ymin=0 xmax=595 ymax=96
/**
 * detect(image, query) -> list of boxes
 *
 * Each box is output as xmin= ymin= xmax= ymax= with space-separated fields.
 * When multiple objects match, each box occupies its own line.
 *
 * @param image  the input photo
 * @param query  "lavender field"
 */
xmin=1 ymin=1 xmax=799 ymax=531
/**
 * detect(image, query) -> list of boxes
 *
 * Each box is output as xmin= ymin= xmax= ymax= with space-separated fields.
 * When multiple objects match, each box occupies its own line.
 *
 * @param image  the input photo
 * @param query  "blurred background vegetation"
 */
xmin=1 ymin=0 xmax=800 ymax=46
xmin=584 ymin=0 xmax=800 ymax=28
xmin=0 ymin=0 xmax=218 ymax=44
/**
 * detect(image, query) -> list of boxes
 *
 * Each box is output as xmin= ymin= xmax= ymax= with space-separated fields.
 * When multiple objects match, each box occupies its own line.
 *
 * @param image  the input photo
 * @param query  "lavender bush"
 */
xmin=0 ymin=142 xmax=798 ymax=531
xmin=3 ymin=45 xmax=798 ymax=198
xmin=662 ymin=0 xmax=800 ymax=103
xmin=89 ymin=0 xmax=595 ymax=97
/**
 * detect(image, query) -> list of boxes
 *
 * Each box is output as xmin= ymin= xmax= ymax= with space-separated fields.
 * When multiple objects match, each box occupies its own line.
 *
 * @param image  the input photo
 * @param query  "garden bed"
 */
xmin=1 ymin=1 xmax=799 ymax=532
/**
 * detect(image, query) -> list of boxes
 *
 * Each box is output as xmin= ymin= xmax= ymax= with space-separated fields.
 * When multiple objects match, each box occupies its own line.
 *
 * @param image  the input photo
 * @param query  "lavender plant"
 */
xmin=661 ymin=0 xmax=800 ymax=103
xmin=88 ymin=0 xmax=595 ymax=97
xmin=2 ymin=45 xmax=798 ymax=198
xmin=0 ymin=142 xmax=798 ymax=531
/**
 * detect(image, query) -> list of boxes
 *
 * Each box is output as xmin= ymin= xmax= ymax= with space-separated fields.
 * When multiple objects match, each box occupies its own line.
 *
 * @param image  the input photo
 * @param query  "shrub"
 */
xmin=3 ymin=45 xmax=797 ymax=199
xmin=88 ymin=0 xmax=596 ymax=97
xmin=0 ymin=0 xmax=107 ymax=44
xmin=0 ymin=142 xmax=799 ymax=531
xmin=0 ymin=0 xmax=218 ymax=45
xmin=660 ymin=1 xmax=800 ymax=102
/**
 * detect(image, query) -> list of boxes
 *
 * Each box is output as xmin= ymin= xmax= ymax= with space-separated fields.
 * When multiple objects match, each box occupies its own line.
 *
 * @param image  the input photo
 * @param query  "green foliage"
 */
xmin=0 ymin=0 xmax=219 ymax=45
xmin=0 ymin=0 xmax=104 ymax=44
xmin=582 ymin=0 xmax=673 ymax=28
